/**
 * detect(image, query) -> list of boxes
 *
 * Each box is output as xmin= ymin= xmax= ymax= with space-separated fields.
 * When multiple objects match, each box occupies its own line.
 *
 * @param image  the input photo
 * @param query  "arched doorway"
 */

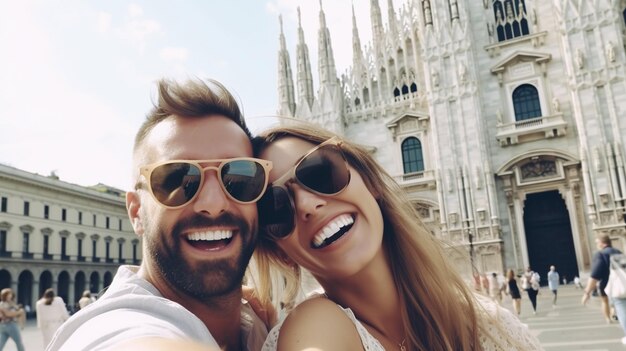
xmin=17 ymin=271 xmax=33 ymax=307
xmin=58 ymin=271 xmax=70 ymax=304
xmin=89 ymin=272 xmax=100 ymax=293
xmin=74 ymin=271 xmax=86 ymax=305
xmin=39 ymin=271 xmax=53 ymax=297
xmin=523 ymin=190 xmax=579 ymax=284
xmin=103 ymin=271 xmax=113 ymax=290
xmin=0 ymin=270 xmax=11 ymax=289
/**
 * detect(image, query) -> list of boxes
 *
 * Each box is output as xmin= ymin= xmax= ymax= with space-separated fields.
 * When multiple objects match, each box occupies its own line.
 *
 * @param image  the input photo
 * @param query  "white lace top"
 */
xmin=262 ymin=294 xmax=543 ymax=350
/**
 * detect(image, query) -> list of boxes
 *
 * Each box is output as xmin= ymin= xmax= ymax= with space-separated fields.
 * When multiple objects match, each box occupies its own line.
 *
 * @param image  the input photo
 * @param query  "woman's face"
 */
xmin=260 ymin=137 xmax=384 ymax=281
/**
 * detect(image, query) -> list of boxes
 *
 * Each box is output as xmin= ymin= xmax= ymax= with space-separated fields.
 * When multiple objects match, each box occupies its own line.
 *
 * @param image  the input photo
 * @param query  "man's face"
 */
xmin=130 ymin=115 xmax=257 ymax=299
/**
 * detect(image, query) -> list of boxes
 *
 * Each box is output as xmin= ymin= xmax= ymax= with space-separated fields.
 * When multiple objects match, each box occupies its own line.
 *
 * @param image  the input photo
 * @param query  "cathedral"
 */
xmin=276 ymin=0 xmax=626 ymax=280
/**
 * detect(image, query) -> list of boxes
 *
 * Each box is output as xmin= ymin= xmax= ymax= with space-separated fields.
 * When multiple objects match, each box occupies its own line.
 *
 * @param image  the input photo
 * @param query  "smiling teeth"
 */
xmin=313 ymin=215 xmax=354 ymax=247
xmin=187 ymin=230 xmax=233 ymax=241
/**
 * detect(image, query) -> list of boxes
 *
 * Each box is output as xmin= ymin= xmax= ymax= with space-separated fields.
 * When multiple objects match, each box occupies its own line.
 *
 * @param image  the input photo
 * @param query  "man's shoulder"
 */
xmin=47 ymin=270 xmax=214 ymax=350
xmin=48 ymin=307 xmax=216 ymax=351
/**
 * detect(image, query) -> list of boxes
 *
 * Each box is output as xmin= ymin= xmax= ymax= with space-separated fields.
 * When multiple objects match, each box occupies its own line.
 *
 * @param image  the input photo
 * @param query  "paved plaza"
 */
xmin=504 ymin=284 xmax=624 ymax=350
xmin=3 ymin=285 xmax=624 ymax=350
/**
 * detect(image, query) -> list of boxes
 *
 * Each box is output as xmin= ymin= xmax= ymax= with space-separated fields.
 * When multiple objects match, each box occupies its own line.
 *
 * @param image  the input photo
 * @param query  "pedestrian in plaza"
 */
xmin=582 ymin=233 xmax=625 ymax=342
xmin=547 ymin=265 xmax=560 ymax=307
xmin=523 ymin=266 xmax=540 ymax=314
xmin=506 ymin=269 xmax=522 ymax=316
xmin=0 ymin=288 xmax=26 ymax=351
xmin=488 ymin=272 xmax=504 ymax=304
xmin=36 ymin=288 xmax=70 ymax=348
xmin=251 ymin=123 xmax=543 ymax=350
xmin=574 ymin=276 xmax=583 ymax=289
xmin=77 ymin=290 xmax=95 ymax=310
xmin=47 ymin=78 xmax=272 ymax=351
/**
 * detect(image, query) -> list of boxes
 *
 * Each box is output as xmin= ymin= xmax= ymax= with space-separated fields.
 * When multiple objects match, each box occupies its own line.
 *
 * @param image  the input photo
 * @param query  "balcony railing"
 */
xmin=392 ymin=170 xmax=436 ymax=188
xmin=496 ymin=114 xmax=567 ymax=146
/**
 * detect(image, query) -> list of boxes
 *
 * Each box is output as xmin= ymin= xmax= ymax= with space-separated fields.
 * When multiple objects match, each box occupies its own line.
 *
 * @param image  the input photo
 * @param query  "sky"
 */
xmin=0 ymin=0 xmax=401 ymax=191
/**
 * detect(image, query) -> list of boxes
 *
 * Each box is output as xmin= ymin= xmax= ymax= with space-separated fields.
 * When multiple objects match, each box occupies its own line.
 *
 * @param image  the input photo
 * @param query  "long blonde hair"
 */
xmin=250 ymin=122 xmax=488 ymax=350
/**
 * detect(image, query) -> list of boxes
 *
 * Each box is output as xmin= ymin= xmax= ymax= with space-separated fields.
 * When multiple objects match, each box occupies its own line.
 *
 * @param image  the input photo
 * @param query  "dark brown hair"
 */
xmin=133 ymin=77 xmax=251 ymax=155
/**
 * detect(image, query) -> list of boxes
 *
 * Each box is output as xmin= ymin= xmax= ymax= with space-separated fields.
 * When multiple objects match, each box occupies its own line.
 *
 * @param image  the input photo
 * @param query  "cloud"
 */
xmin=97 ymin=12 xmax=112 ymax=33
xmin=159 ymin=47 xmax=189 ymax=62
xmin=114 ymin=4 xmax=161 ymax=52
xmin=128 ymin=3 xmax=143 ymax=17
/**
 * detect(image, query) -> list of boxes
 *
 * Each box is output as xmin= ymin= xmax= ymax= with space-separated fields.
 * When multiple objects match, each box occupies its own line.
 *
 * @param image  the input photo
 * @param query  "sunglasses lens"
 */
xmin=259 ymin=187 xmax=295 ymax=239
xmin=150 ymin=162 xmax=201 ymax=207
xmin=295 ymin=145 xmax=350 ymax=195
xmin=221 ymin=160 xmax=267 ymax=202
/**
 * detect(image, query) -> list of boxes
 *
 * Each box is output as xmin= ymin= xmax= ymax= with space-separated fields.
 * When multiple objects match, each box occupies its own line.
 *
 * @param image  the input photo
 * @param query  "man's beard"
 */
xmin=144 ymin=212 xmax=257 ymax=299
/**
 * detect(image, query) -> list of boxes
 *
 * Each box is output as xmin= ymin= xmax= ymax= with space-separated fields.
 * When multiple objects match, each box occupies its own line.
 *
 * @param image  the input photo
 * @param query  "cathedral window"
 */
xmin=402 ymin=137 xmax=424 ymax=174
xmin=493 ymin=0 xmax=529 ymax=42
xmin=623 ymin=7 xmax=626 ymax=26
xmin=512 ymin=84 xmax=541 ymax=121
xmin=402 ymin=84 xmax=409 ymax=95
xmin=355 ymin=97 xmax=360 ymax=106
xmin=410 ymin=83 xmax=417 ymax=93
xmin=394 ymin=87 xmax=401 ymax=97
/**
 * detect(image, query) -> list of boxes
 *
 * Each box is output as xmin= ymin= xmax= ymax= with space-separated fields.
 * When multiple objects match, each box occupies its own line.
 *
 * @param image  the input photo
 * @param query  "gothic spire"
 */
xmin=277 ymin=15 xmax=295 ymax=117
xmin=317 ymin=0 xmax=338 ymax=87
xmin=370 ymin=0 xmax=384 ymax=55
xmin=387 ymin=0 xmax=398 ymax=39
xmin=295 ymin=7 xmax=315 ymax=109
xmin=351 ymin=3 xmax=365 ymax=75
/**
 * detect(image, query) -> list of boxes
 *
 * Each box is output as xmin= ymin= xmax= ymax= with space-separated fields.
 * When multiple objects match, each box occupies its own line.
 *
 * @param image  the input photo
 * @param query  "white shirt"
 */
xmin=47 ymin=265 xmax=267 ymax=351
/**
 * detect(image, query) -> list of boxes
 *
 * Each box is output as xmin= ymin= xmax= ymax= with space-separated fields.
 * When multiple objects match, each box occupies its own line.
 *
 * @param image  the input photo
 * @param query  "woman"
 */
xmin=36 ymin=288 xmax=69 ymax=348
xmin=0 ymin=288 xmax=25 ymax=351
xmin=523 ymin=267 xmax=539 ymax=314
xmin=251 ymin=123 xmax=542 ymax=350
xmin=506 ymin=269 xmax=522 ymax=316
xmin=78 ymin=290 xmax=95 ymax=310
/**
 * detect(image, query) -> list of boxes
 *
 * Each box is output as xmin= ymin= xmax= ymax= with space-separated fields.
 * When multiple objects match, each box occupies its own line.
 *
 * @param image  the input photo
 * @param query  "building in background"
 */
xmin=276 ymin=0 xmax=626 ymax=281
xmin=0 ymin=164 xmax=140 ymax=312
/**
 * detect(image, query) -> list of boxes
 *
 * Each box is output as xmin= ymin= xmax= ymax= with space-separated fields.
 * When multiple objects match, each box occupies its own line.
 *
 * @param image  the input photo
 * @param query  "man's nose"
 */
xmin=191 ymin=172 xmax=229 ymax=216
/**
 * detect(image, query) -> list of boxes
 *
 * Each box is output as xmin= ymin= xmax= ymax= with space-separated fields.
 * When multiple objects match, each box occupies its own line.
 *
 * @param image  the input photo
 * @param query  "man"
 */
xmin=47 ymin=78 xmax=273 ymax=350
xmin=582 ymin=233 xmax=622 ymax=325
xmin=547 ymin=265 xmax=559 ymax=307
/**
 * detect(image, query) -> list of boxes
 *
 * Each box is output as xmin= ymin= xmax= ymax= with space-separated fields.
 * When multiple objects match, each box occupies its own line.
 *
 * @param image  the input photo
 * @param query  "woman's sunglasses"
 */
xmin=138 ymin=158 xmax=273 ymax=209
xmin=258 ymin=137 xmax=351 ymax=240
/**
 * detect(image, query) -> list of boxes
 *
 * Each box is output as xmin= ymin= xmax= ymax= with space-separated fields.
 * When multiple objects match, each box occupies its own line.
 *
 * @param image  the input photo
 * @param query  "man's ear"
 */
xmin=126 ymin=191 xmax=144 ymax=236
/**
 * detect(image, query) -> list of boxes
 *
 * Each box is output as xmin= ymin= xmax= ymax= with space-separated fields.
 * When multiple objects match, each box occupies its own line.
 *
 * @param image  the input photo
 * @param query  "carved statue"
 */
xmin=606 ymin=41 xmax=616 ymax=63
xmin=575 ymin=49 xmax=584 ymax=69
xmin=552 ymin=97 xmax=560 ymax=113
xmin=431 ymin=69 xmax=439 ymax=87
xmin=423 ymin=0 xmax=433 ymax=26
xmin=458 ymin=62 xmax=467 ymax=83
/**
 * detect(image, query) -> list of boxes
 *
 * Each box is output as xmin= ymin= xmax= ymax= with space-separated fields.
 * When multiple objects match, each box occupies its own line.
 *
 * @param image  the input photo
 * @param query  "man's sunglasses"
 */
xmin=138 ymin=158 xmax=273 ymax=209
xmin=258 ymin=137 xmax=351 ymax=240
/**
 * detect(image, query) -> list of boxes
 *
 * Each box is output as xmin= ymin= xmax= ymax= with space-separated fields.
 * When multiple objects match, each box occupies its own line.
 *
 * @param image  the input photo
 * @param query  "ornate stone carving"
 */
xmin=520 ymin=160 xmax=557 ymax=179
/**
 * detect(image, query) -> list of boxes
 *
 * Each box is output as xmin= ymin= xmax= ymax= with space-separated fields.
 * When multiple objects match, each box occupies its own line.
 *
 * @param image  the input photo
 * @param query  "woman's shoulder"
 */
xmin=474 ymin=294 xmax=543 ymax=350
xmin=262 ymin=297 xmax=373 ymax=351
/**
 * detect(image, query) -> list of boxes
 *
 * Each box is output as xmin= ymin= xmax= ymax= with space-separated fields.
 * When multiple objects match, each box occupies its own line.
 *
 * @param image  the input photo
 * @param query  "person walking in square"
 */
xmin=547 ymin=265 xmax=560 ymax=307
xmin=0 ymin=288 xmax=25 ymax=351
xmin=582 ymin=233 xmax=626 ymax=345
xmin=36 ymin=288 xmax=70 ymax=348
xmin=506 ymin=269 xmax=522 ymax=316
xmin=523 ymin=267 xmax=540 ymax=314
